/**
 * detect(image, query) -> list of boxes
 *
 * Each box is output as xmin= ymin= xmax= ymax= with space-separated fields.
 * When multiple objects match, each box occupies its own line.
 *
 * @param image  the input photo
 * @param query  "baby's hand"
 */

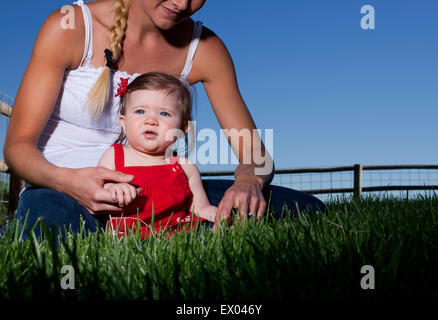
xmin=103 ymin=182 xmax=141 ymax=208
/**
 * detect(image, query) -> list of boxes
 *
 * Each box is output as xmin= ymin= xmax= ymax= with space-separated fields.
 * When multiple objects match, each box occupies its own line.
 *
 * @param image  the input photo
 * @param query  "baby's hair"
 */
xmin=114 ymin=72 xmax=194 ymax=156
xmin=86 ymin=0 xmax=131 ymax=119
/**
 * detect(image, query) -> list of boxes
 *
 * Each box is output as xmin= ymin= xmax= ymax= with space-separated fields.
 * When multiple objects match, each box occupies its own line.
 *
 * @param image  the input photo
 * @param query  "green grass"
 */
xmin=0 ymin=194 xmax=437 ymax=300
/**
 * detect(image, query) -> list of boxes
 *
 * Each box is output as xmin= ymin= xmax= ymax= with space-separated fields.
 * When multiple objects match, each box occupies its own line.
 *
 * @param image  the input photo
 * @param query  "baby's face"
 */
xmin=120 ymin=89 xmax=185 ymax=156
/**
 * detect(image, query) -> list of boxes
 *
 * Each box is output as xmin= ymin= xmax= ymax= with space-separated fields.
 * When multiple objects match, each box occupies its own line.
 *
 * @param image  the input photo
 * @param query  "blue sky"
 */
xmin=0 ymin=0 xmax=437 ymax=173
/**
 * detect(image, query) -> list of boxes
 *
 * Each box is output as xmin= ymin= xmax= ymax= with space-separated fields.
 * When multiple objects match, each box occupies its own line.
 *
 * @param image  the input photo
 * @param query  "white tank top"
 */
xmin=37 ymin=0 xmax=203 ymax=169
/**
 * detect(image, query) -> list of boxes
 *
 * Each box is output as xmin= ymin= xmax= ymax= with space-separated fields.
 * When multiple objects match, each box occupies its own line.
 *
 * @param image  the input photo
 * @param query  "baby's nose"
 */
xmin=144 ymin=114 xmax=158 ymax=125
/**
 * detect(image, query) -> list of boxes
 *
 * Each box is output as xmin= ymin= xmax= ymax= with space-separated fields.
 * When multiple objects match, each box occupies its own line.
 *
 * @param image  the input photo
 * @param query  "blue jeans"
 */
xmin=202 ymin=180 xmax=326 ymax=218
xmin=5 ymin=187 xmax=107 ymax=240
xmin=3 ymin=180 xmax=326 ymax=239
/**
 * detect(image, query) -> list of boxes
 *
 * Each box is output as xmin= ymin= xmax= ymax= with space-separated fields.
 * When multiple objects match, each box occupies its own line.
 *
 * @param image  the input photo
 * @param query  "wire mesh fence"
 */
xmin=201 ymin=165 xmax=438 ymax=203
xmin=0 ymin=92 xmax=12 ymax=219
xmin=0 ymin=172 xmax=9 ymax=217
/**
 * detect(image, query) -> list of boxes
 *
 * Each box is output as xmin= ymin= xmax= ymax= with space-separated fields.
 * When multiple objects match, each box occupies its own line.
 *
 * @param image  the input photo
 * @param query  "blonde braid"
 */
xmin=86 ymin=0 xmax=131 ymax=119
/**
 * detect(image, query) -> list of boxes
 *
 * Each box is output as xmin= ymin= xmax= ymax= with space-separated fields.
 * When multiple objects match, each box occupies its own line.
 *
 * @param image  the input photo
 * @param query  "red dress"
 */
xmin=108 ymin=144 xmax=206 ymax=239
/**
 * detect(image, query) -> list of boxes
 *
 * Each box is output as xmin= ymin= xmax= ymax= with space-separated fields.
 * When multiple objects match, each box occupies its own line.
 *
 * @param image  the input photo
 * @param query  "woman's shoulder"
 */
xmin=193 ymin=25 xmax=234 ymax=83
xmin=34 ymin=4 xmax=87 ymax=69
xmin=198 ymin=25 xmax=228 ymax=56
xmin=36 ymin=1 xmax=113 ymax=70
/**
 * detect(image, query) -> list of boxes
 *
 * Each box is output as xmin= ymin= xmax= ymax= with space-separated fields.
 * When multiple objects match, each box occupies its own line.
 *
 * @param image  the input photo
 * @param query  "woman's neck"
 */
xmin=126 ymin=1 xmax=159 ymax=44
xmin=124 ymin=1 xmax=190 ymax=47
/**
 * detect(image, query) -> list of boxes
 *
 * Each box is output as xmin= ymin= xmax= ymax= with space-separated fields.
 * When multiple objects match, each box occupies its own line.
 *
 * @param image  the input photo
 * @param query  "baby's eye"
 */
xmin=135 ymin=109 xmax=145 ymax=114
xmin=160 ymin=111 xmax=170 ymax=117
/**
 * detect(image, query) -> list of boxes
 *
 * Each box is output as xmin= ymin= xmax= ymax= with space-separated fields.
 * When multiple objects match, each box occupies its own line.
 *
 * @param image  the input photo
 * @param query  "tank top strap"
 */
xmin=74 ymin=0 xmax=94 ymax=67
xmin=112 ymin=144 xmax=125 ymax=170
xmin=180 ymin=21 xmax=203 ymax=84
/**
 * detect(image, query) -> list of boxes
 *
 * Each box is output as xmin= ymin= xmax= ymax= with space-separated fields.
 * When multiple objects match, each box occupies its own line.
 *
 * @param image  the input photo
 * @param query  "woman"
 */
xmin=4 ymin=0 xmax=325 ymax=235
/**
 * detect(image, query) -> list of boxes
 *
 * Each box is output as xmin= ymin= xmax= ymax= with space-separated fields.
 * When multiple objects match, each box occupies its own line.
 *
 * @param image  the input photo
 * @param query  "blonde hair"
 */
xmin=86 ymin=0 xmax=131 ymax=119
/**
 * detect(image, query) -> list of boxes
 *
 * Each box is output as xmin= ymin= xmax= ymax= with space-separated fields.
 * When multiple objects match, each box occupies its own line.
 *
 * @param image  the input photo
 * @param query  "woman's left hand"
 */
xmin=213 ymin=175 xmax=267 ymax=232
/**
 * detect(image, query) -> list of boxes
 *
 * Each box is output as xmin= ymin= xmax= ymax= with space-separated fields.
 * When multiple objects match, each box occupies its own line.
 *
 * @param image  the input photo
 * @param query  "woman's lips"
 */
xmin=161 ymin=5 xmax=180 ymax=19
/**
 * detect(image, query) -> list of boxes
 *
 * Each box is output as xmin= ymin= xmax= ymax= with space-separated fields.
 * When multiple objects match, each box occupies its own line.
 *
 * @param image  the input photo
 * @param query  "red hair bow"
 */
xmin=115 ymin=77 xmax=130 ymax=98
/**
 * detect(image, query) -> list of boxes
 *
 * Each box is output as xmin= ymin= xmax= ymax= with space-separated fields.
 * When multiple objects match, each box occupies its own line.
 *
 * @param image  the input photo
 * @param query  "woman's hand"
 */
xmin=213 ymin=174 xmax=267 ymax=232
xmin=59 ymin=166 xmax=142 ymax=214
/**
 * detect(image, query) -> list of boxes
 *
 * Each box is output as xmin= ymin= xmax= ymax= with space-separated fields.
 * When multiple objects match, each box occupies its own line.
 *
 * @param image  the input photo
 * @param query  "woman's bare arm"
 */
xmin=194 ymin=28 xmax=274 ymax=223
xmin=4 ymin=9 xmax=81 ymax=190
xmin=4 ymin=7 xmax=133 ymax=212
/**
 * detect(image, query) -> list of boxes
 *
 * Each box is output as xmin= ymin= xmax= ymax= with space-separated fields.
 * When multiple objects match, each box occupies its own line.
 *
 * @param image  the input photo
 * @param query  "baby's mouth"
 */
xmin=144 ymin=130 xmax=158 ymax=137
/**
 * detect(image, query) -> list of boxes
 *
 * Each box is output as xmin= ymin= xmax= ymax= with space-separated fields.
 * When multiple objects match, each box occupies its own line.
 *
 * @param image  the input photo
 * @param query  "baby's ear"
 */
xmin=119 ymin=115 xmax=126 ymax=133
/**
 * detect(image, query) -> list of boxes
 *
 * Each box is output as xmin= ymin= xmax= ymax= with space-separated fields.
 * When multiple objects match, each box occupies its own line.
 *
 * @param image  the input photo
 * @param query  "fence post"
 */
xmin=354 ymin=164 xmax=362 ymax=200
xmin=8 ymin=170 xmax=24 ymax=215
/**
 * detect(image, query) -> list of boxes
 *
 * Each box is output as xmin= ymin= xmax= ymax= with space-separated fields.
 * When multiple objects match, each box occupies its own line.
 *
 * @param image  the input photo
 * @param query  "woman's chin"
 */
xmin=155 ymin=21 xmax=178 ymax=30
xmin=154 ymin=15 xmax=189 ymax=30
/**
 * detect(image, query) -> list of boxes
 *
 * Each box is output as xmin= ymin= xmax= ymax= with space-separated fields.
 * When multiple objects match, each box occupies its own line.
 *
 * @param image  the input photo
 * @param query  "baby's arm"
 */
xmin=180 ymin=158 xmax=217 ymax=222
xmin=103 ymin=182 xmax=138 ymax=208
xmin=97 ymin=146 xmax=141 ymax=208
